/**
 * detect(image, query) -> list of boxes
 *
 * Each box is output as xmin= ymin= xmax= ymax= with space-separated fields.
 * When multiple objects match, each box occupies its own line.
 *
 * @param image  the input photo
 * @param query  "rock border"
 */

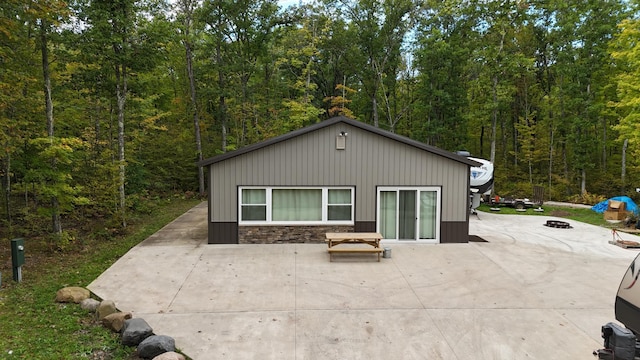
xmin=55 ymin=286 xmax=189 ymax=360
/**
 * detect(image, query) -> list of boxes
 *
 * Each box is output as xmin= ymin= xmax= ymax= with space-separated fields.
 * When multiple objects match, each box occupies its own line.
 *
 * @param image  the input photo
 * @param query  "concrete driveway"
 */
xmin=88 ymin=202 xmax=640 ymax=359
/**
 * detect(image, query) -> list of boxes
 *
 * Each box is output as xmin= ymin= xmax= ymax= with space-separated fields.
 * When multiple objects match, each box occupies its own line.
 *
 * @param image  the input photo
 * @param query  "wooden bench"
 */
xmin=327 ymin=247 xmax=383 ymax=262
xmin=325 ymin=232 xmax=383 ymax=262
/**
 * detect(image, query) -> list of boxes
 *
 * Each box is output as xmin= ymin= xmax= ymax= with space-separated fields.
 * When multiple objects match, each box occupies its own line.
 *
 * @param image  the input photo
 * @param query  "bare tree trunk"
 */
xmin=545 ymin=50 xmax=554 ymax=193
xmin=563 ymin=143 xmax=569 ymax=195
xmin=41 ymin=21 xmax=62 ymax=235
xmin=115 ymin=63 xmax=127 ymax=228
xmin=490 ymin=32 xmax=505 ymax=165
xmin=602 ymin=117 xmax=607 ymax=171
xmin=94 ymin=104 xmax=101 ymax=159
xmin=181 ymin=0 xmax=205 ymax=197
xmin=216 ymin=42 xmax=227 ymax=153
xmin=372 ymin=95 xmax=379 ymax=128
xmin=368 ymin=59 xmax=380 ymax=128
xmin=490 ymin=75 xmax=498 ymax=164
xmin=3 ymin=150 xmax=11 ymax=231
xmin=548 ymin=125 xmax=554 ymax=191
xmin=42 ymin=26 xmax=53 ymax=138
xmin=240 ymin=75 xmax=248 ymax=145
xmin=622 ymin=138 xmax=628 ymax=191
xmin=583 ymin=83 xmax=591 ymax=195
xmin=559 ymin=75 xmax=569 ymax=195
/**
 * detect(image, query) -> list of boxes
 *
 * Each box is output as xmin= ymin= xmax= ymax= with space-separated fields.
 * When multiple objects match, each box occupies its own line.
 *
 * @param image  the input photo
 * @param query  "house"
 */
xmin=198 ymin=116 xmax=481 ymax=244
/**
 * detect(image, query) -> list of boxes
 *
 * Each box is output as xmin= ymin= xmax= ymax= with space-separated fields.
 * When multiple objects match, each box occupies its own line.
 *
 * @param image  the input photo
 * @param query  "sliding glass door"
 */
xmin=398 ymin=190 xmax=416 ymax=240
xmin=377 ymin=187 xmax=440 ymax=242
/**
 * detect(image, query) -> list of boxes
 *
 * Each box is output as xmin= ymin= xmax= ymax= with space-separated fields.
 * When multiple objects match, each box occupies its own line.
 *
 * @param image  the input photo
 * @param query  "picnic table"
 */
xmin=325 ymin=232 xmax=383 ymax=262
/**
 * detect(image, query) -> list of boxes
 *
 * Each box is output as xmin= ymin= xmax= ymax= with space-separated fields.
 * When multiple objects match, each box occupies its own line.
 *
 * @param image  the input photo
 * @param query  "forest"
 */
xmin=2 ymin=0 xmax=640 ymax=244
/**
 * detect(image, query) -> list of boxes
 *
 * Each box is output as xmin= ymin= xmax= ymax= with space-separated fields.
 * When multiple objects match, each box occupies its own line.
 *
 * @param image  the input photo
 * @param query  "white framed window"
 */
xmin=238 ymin=187 xmax=354 ymax=225
xmin=240 ymin=188 xmax=267 ymax=221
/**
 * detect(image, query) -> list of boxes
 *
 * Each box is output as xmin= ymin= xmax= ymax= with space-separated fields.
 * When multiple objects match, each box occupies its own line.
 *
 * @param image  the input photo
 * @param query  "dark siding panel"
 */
xmin=209 ymin=222 xmax=238 ymax=244
xmin=441 ymin=221 xmax=469 ymax=243
xmin=616 ymin=296 xmax=640 ymax=334
xmin=354 ymin=221 xmax=376 ymax=232
xmin=207 ymin=177 xmax=212 ymax=223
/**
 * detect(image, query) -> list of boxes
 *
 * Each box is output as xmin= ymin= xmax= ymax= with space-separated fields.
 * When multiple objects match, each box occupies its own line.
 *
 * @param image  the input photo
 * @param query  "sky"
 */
xmin=278 ymin=0 xmax=308 ymax=9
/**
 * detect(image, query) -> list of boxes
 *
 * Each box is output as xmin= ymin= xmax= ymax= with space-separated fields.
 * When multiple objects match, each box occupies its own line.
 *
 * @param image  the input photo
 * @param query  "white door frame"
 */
xmin=376 ymin=186 xmax=441 ymax=243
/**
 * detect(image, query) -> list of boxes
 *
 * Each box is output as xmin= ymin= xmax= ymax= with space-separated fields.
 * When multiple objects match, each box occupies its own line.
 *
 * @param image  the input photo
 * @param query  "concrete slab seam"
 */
xmin=294 ymin=244 xmax=298 ymax=360
xmin=383 ymin=245 xmax=461 ymax=358
xmin=391 ymin=253 xmax=426 ymax=310
xmin=167 ymin=252 xmax=204 ymax=310
xmin=552 ymin=307 xmax=602 ymax=348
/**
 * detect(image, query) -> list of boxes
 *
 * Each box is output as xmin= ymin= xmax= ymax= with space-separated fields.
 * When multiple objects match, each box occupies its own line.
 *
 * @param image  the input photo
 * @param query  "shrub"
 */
xmin=567 ymin=191 xmax=607 ymax=205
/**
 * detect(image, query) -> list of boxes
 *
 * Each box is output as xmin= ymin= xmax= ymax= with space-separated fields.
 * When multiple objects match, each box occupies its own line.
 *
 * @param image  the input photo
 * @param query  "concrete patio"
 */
xmin=88 ymin=202 xmax=640 ymax=359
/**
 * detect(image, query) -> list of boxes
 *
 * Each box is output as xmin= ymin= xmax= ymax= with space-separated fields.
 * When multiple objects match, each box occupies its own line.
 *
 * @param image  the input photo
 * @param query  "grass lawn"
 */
xmin=476 ymin=203 xmax=625 ymax=228
xmin=0 ymin=197 xmax=201 ymax=360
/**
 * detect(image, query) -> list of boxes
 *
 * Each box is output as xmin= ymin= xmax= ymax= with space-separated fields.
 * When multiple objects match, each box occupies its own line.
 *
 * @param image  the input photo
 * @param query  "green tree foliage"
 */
xmin=175 ymin=0 xmax=206 ymax=196
xmin=1 ymin=0 xmax=44 ymax=234
xmin=611 ymin=18 xmax=640 ymax=186
xmin=200 ymin=0 xmax=280 ymax=148
xmin=3 ymin=0 xmax=640 ymax=242
xmin=25 ymin=137 xmax=90 ymax=244
xmin=75 ymin=0 xmax=171 ymax=227
xmin=548 ymin=0 xmax=627 ymax=194
xmin=331 ymin=0 xmax=416 ymax=129
xmin=412 ymin=0 xmax=472 ymax=150
xmin=275 ymin=17 xmax=326 ymax=132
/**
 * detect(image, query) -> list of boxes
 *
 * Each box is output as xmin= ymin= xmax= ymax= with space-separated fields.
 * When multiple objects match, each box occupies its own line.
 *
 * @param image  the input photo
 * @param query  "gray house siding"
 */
xmin=205 ymin=119 xmax=473 ymax=244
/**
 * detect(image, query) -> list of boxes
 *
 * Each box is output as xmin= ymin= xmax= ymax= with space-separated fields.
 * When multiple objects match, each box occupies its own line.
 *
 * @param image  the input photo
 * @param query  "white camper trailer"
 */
xmin=457 ymin=151 xmax=494 ymax=213
xmin=616 ymin=253 xmax=640 ymax=334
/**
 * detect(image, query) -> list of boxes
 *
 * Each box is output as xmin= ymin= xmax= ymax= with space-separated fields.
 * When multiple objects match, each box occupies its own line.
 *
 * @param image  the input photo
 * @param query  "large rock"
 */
xmin=55 ymin=287 xmax=90 ymax=303
xmin=122 ymin=318 xmax=153 ymax=346
xmin=152 ymin=352 xmax=185 ymax=360
xmin=102 ymin=312 xmax=132 ymax=332
xmin=80 ymin=298 xmax=100 ymax=312
xmin=137 ymin=335 xmax=175 ymax=359
xmin=96 ymin=300 xmax=117 ymax=320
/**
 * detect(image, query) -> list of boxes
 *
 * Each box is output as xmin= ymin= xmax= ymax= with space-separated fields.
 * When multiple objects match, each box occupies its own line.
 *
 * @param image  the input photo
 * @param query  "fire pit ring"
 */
xmin=544 ymin=220 xmax=572 ymax=229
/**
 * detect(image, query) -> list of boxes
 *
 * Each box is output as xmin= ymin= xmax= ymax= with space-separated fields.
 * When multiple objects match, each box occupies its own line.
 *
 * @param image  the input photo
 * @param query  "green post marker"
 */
xmin=11 ymin=239 xmax=25 ymax=282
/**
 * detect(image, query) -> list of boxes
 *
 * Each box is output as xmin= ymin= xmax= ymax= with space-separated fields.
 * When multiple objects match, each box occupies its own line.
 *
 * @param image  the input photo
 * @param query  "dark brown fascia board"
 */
xmin=197 ymin=116 xmax=481 ymax=168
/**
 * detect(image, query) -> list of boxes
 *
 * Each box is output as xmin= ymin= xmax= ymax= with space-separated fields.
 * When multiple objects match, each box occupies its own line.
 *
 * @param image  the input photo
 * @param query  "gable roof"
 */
xmin=198 ymin=116 xmax=481 ymax=168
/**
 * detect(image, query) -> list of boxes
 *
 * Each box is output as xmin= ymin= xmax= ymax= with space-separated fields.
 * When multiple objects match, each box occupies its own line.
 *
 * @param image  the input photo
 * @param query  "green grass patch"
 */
xmin=477 ymin=203 xmax=619 ymax=228
xmin=0 ymin=197 xmax=201 ymax=359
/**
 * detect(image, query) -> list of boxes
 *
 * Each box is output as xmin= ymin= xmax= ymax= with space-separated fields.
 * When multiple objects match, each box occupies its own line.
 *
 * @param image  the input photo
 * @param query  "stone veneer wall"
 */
xmin=238 ymin=225 xmax=354 ymax=244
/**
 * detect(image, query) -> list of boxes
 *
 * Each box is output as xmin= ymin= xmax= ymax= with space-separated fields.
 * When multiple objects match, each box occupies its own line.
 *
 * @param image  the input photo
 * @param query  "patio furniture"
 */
xmin=325 ymin=232 xmax=383 ymax=262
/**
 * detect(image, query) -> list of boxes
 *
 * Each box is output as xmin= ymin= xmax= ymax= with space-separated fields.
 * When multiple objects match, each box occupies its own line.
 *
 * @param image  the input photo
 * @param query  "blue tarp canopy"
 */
xmin=592 ymin=196 xmax=639 ymax=215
